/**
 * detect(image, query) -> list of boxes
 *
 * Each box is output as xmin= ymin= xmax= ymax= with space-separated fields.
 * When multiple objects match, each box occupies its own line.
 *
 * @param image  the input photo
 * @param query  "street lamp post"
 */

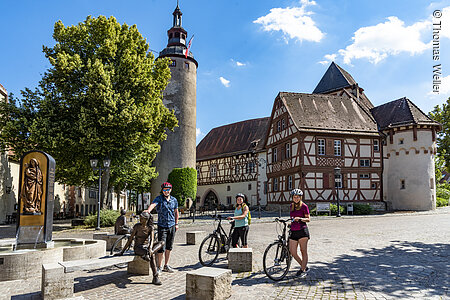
xmin=334 ymin=167 xmax=342 ymax=217
xmin=90 ymin=158 xmax=111 ymax=230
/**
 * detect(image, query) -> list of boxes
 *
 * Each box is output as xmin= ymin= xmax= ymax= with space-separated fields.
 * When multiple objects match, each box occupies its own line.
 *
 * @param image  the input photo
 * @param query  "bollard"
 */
xmin=279 ymin=205 xmax=281 ymax=218
xmin=258 ymin=204 xmax=261 ymax=219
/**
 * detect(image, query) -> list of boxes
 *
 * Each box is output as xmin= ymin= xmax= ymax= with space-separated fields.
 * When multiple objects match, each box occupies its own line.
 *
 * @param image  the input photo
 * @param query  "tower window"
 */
xmin=182 ymin=34 xmax=186 ymax=39
xmin=399 ymin=138 xmax=404 ymax=145
xmin=184 ymin=62 xmax=189 ymax=69
xmin=175 ymin=32 xmax=180 ymax=38
xmin=169 ymin=60 xmax=176 ymax=67
xmin=169 ymin=33 xmax=173 ymax=39
xmin=400 ymin=179 xmax=405 ymax=189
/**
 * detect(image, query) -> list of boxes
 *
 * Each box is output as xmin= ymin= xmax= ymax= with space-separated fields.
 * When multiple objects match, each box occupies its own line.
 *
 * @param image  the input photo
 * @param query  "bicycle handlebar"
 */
xmin=274 ymin=218 xmax=290 ymax=223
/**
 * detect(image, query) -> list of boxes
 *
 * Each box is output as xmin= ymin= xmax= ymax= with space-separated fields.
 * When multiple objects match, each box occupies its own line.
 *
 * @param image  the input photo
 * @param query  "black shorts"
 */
xmin=231 ymin=226 xmax=249 ymax=247
xmin=157 ymin=225 xmax=176 ymax=252
xmin=289 ymin=227 xmax=310 ymax=241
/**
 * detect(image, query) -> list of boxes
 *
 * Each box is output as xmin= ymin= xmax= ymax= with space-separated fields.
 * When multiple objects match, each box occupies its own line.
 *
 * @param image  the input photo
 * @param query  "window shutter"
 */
xmin=326 ymin=139 xmax=333 ymax=156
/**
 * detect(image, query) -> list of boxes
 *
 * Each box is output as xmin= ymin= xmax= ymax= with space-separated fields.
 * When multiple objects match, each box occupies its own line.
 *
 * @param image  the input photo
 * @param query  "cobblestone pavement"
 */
xmin=2 ymin=207 xmax=450 ymax=300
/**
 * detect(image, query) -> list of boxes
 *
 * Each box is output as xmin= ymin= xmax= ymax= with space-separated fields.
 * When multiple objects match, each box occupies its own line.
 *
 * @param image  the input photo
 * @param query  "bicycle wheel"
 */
xmin=110 ymin=235 xmax=132 ymax=255
xmin=198 ymin=234 xmax=220 ymax=266
xmin=263 ymin=242 xmax=291 ymax=281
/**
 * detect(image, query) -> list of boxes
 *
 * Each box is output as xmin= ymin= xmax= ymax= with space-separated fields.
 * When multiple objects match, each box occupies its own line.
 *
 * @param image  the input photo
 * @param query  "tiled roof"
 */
xmin=196 ymin=117 xmax=270 ymax=160
xmin=313 ymin=62 xmax=357 ymax=94
xmin=370 ymin=97 xmax=440 ymax=130
xmin=279 ymin=92 xmax=379 ymax=135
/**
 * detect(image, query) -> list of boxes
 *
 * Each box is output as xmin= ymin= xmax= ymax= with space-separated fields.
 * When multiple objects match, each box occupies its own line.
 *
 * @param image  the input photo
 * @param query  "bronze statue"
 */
xmin=116 ymin=211 xmax=164 ymax=285
xmin=114 ymin=209 xmax=131 ymax=235
xmin=21 ymin=158 xmax=43 ymax=214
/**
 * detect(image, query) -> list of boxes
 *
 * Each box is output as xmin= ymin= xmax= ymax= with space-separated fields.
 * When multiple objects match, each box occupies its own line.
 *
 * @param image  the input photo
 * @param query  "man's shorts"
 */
xmin=289 ymin=227 xmax=310 ymax=241
xmin=157 ymin=225 xmax=176 ymax=252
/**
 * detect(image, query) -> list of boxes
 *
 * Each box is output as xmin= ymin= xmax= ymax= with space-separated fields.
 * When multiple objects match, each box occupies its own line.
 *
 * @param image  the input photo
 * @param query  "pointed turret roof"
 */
xmin=370 ymin=97 xmax=441 ymax=130
xmin=313 ymin=62 xmax=357 ymax=94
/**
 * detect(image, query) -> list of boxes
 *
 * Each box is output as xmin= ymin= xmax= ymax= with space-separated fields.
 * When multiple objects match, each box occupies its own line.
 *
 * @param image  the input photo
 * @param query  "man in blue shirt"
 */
xmin=145 ymin=182 xmax=179 ymax=273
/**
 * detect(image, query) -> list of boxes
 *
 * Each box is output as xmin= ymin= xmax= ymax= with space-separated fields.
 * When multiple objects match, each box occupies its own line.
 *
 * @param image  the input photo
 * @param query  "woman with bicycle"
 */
xmin=227 ymin=193 xmax=250 ymax=248
xmin=289 ymin=189 xmax=310 ymax=277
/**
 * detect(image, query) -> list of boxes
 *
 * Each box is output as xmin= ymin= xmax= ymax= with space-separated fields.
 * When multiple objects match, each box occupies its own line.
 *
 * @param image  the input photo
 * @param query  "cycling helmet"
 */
xmin=235 ymin=193 xmax=245 ymax=199
xmin=161 ymin=182 xmax=172 ymax=189
xmin=290 ymin=189 xmax=303 ymax=196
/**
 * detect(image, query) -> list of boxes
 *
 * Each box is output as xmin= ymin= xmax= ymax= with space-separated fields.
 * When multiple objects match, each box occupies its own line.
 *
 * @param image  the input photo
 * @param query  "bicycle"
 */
xmin=110 ymin=225 xmax=158 ymax=255
xmin=263 ymin=218 xmax=292 ymax=281
xmin=198 ymin=214 xmax=237 ymax=266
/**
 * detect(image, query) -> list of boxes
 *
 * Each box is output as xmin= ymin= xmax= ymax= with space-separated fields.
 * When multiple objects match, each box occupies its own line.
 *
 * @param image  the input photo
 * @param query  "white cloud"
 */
xmin=236 ymin=61 xmax=245 ymax=67
xmin=219 ymin=77 xmax=231 ymax=87
xmin=436 ymin=6 xmax=450 ymax=39
xmin=253 ymin=0 xmax=324 ymax=43
xmin=334 ymin=16 xmax=431 ymax=64
xmin=196 ymin=128 xmax=202 ymax=137
xmin=319 ymin=54 xmax=337 ymax=65
xmin=439 ymin=75 xmax=450 ymax=94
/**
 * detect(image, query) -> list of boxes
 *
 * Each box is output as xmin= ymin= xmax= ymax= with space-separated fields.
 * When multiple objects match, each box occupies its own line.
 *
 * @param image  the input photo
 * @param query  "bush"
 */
xmin=330 ymin=203 xmax=345 ymax=215
xmin=84 ymin=209 xmax=120 ymax=228
xmin=167 ymin=167 xmax=197 ymax=207
xmin=353 ymin=203 xmax=373 ymax=215
xmin=436 ymin=197 xmax=449 ymax=207
xmin=436 ymin=186 xmax=450 ymax=200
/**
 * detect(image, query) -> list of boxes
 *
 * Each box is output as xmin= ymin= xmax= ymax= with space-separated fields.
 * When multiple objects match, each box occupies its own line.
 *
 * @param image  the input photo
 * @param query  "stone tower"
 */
xmin=371 ymin=98 xmax=441 ymax=211
xmin=151 ymin=4 xmax=198 ymax=199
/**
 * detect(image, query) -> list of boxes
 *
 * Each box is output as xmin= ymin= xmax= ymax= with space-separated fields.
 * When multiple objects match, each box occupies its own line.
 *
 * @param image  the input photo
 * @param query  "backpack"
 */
xmin=243 ymin=204 xmax=251 ymax=225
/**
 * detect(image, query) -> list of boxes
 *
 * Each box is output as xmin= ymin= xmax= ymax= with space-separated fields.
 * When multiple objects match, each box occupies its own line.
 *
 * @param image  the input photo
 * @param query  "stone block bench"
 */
xmin=186 ymin=231 xmax=206 ymax=245
xmin=92 ymin=232 xmax=125 ymax=251
xmin=186 ymin=267 xmax=232 ymax=300
xmin=228 ymin=248 xmax=253 ymax=272
xmin=42 ymin=255 xmax=135 ymax=299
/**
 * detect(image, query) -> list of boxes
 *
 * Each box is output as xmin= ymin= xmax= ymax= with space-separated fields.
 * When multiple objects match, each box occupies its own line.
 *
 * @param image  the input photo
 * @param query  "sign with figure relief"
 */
xmin=17 ymin=151 xmax=55 ymax=245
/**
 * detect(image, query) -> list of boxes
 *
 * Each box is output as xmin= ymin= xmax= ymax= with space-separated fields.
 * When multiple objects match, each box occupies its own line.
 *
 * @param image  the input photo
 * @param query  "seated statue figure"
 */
xmin=114 ymin=209 xmax=131 ymax=235
xmin=116 ymin=211 xmax=164 ymax=285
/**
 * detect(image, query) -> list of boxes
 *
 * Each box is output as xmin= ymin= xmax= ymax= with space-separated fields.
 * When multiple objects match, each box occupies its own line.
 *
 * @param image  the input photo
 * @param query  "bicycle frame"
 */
xmin=212 ymin=215 xmax=235 ymax=251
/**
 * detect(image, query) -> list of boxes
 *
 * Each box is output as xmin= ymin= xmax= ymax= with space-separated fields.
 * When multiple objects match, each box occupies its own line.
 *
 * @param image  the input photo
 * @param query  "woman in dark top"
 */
xmin=289 ymin=189 xmax=310 ymax=277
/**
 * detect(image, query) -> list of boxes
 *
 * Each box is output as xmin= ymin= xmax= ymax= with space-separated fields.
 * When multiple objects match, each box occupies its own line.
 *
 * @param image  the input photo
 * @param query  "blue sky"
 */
xmin=1 ymin=0 xmax=450 ymax=144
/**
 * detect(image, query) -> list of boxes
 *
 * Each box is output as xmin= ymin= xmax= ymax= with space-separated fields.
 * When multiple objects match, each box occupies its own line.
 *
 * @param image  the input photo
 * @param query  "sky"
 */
xmin=1 ymin=0 xmax=450 ymax=144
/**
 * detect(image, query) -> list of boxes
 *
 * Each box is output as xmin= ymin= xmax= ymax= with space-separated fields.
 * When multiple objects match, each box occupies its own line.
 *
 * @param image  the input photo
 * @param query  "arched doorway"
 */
xmin=204 ymin=190 xmax=218 ymax=210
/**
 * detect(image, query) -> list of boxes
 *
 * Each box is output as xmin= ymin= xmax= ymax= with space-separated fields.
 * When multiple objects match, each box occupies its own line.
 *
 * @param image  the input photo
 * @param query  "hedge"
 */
xmin=84 ymin=209 xmax=120 ymax=227
xmin=167 ymin=167 xmax=197 ymax=207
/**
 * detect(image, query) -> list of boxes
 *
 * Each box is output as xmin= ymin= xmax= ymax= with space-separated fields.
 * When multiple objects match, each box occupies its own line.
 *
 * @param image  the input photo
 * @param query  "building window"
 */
xmin=235 ymin=165 xmax=240 ymax=175
xmin=248 ymin=161 xmax=255 ymax=173
xmin=227 ymin=185 xmax=231 ymax=191
xmin=89 ymin=190 xmax=97 ymax=199
xmin=169 ymin=60 xmax=176 ymax=67
xmin=273 ymin=147 xmax=278 ymax=162
xmin=248 ymin=184 xmax=252 ymax=190
xmin=400 ymin=179 xmax=405 ymax=189
xmin=78 ymin=188 xmax=82 ymax=197
xmin=277 ymin=120 xmax=281 ymax=132
xmin=196 ymin=166 xmax=200 ymax=178
xmin=210 ymin=165 xmax=217 ymax=178
xmin=374 ymin=140 xmax=379 ymax=152
xmin=360 ymin=159 xmax=371 ymax=167
xmin=359 ymin=174 xmax=370 ymax=179
xmin=371 ymin=183 xmax=377 ymax=189
xmin=288 ymin=175 xmax=293 ymax=190
xmin=227 ymin=196 xmax=232 ymax=205
xmin=264 ymin=181 xmax=268 ymax=194
xmin=399 ymin=138 xmax=404 ymax=145
xmin=285 ymin=143 xmax=291 ymax=159
xmin=281 ymin=118 xmax=286 ymax=130
xmin=273 ymin=178 xmax=279 ymax=192
xmin=318 ymin=139 xmax=325 ymax=155
xmin=184 ymin=62 xmax=189 ymax=69
xmin=334 ymin=140 xmax=341 ymax=156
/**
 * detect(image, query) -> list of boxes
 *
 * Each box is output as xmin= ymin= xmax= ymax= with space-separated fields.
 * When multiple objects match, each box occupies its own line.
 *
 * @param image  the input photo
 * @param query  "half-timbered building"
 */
xmin=196 ymin=118 xmax=269 ymax=208
xmin=196 ymin=62 xmax=440 ymax=211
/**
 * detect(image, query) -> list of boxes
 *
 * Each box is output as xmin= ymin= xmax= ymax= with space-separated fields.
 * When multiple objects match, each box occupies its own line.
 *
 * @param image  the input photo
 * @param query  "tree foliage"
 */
xmin=167 ymin=167 xmax=197 ymax=207
xmin=0 ymin=16 xmax=177 ymax=204
xmin=430 ymin=97 xmax=450 ymax=172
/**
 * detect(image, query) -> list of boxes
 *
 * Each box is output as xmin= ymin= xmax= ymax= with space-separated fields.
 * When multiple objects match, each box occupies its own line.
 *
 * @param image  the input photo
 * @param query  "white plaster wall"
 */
xmin=197 ymin=180 xmax=259 ymax=207
xmin=384 ymin=130 xmax=436 ymax=210
xmin=257 ymin=152 xmax=268 ymax=206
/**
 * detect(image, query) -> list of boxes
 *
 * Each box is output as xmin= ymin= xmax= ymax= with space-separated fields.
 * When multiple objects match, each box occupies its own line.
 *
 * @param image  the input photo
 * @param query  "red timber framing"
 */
xmin=196 ymin=152 xmax=260 ymax=186
xmin=265 ymin=97 xmax=382 ymax=205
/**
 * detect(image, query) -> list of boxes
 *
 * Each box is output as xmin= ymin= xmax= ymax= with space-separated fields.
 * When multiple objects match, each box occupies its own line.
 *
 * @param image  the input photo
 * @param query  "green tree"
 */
xmin=0 ymin=16 xmax=177 ymax=207
xmin=430 ymin=98 xmax=450 ymax=172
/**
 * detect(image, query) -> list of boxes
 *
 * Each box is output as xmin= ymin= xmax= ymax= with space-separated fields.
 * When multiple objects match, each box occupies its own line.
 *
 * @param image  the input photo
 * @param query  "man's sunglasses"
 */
xmin=162 ymin=188 xmax=171 ymax=192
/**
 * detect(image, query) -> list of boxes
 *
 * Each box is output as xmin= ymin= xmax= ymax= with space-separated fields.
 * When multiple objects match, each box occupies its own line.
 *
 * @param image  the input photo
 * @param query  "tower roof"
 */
xmin=370 ymin=97 xmax=441 ymax=130
xmin=313 ymin=62 xmax=357 ymax=94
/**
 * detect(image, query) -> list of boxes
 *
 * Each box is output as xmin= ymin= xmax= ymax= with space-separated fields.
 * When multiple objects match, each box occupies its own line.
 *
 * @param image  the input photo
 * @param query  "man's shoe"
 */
xmin=163 ymin=265 xmax=175 ymax=273
xmin=152 ymin=276 xmax=162 ymax=285
xmin=156 ymin=267 xmax=162 ymax=275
